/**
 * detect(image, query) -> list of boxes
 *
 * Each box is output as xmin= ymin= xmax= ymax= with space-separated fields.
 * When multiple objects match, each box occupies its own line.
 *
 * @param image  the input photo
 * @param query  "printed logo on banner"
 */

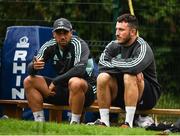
xmin=12 ymin=36 xmax=29 ymax=99
xmin=16 ymin=36 xmax=30 ymax=48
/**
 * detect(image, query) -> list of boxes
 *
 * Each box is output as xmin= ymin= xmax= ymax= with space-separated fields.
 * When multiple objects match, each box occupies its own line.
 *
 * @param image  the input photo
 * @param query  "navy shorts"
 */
xmin=112 ymin=74 xmax=157 ymax=110
xmin=43 ymin=76 xmax=96 ymax=107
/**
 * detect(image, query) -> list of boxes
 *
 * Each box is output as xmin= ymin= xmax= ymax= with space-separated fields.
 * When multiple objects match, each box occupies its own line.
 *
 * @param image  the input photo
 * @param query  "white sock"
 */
xmin=33 ymin=110 xmax=45 ymax=122
xmin=99 ymin=109 xmax=110 ymax=126
xmin=70 ymin=113 xmax=81 ymax=124
xmin=125 ymin=106 xmax=136 ymax=128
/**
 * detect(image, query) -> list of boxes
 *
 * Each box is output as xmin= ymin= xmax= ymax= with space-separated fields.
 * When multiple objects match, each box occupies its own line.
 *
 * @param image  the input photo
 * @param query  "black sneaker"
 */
xmin=120 ymin=122 xmax=130 ymax=128
xmin=86 ymin=119 xmax=107 ymax=126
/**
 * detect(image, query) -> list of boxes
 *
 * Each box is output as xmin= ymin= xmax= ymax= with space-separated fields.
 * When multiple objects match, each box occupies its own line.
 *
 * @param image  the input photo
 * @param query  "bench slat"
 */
xmin=0 ymin=99 xmax=179 ymax=123
xmin=137 ymin=108 xmax=180 ymax=115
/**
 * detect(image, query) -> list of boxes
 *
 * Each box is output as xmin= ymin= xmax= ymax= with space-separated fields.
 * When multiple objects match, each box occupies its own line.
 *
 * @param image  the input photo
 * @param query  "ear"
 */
xmin=130 ymin=28 xmax=137 ymax=36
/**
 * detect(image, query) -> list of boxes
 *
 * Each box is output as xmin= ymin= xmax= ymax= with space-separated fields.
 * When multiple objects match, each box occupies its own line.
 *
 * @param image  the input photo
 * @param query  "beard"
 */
xmin=58 ymin=39 xmax=68 ymax=48
xmin=117 ymin=34 xmax=131 ymax=46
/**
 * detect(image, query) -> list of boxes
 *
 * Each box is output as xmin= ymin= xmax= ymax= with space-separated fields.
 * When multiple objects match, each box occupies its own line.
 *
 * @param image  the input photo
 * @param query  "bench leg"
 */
xmin=2 ymin=105 xmax=22 ymax=119
xmin=56 ymin=111 xmax=62 ymax=123
xmin=49 ymin=110 xmax=62 ymax=123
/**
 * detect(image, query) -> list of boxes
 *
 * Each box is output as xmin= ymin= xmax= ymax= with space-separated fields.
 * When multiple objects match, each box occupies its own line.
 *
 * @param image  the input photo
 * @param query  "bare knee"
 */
xmin=124 ymin=73 xmax=144 ymax=100
xmin=68 ymin=77 xmax=87 ymax=94
xmin=124 ymin=73 xmax=144 ymax=83
xmin=23 ymin=76 xmax=33 ymax=89
xmin=97 ymin=73 xmax=112 ymax=86
xmin=123 ymin=74 xmax=137 ymax=86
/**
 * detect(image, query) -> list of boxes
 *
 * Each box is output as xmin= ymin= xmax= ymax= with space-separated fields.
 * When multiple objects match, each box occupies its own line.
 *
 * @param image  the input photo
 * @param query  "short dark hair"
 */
xmin=117 ymin=13 xmax=139 ymax=30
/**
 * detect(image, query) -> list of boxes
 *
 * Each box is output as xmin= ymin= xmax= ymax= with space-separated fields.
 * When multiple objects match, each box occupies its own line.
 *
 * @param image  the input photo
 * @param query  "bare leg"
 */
xmin=23 ymin=75 xmax=52 ymax=121
xmin=123 ymin=73 xmax=144 ymax=127
xmin=124 ymin=73 xmax=144 ymax=106
xmin=68 ymin=77 xmax=88 ymax=123
xmin=96 ymin=73 xmax=118 ymax=126
xmin=97 ymin=73 xmax=118 ymax=108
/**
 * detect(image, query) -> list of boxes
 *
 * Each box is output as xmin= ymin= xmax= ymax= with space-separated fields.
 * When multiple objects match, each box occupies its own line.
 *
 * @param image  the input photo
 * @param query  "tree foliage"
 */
xmin=0 ymin=0 xmax=114 ymax=44
xmin=134 ymin=0 xmax=180 ymax=48
xmin=134 ymin=0 xmax=180 ymax=93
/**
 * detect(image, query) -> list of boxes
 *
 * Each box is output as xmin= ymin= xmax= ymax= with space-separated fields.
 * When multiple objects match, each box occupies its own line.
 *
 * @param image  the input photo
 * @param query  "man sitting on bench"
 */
xmin=23 ymin=18 xmax=96 ymax=124
xmin=89 ymin=13 xmax=161 ymax=128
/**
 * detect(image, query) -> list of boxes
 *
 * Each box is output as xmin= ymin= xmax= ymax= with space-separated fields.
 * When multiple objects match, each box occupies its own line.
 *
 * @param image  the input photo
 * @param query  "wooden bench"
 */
xmin=0 ymin=99 xmax=180 ymax=123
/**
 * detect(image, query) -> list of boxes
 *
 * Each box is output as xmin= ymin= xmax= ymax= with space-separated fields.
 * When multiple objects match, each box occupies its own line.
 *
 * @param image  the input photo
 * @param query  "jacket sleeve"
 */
xmin=52 ymin=64 xmax=86 ymax=85
xmin=98 ymin=41 xmax=120 ymax=74
xmin=111 ymin=39 xmax=154 ymax=74
xmin=27 ymin=40 xmax=54 ymax=76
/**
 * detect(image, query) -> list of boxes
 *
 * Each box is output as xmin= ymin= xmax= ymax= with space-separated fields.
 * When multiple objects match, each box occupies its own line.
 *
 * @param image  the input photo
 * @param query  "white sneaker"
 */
xmin=86 ymin=119 xmax=107 ymax=126
xmin=134 ymin=115 xmax=154 ymax=128
xmin=0 ymin=115 xmax=8 ymax=120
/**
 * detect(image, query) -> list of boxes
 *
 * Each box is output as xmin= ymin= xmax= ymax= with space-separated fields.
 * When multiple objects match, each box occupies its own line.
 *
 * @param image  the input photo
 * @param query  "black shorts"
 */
xmin=43 ymin=77 xmax=96 ymax=107
xmin=112 ymin=74 xmax=157 ymax=110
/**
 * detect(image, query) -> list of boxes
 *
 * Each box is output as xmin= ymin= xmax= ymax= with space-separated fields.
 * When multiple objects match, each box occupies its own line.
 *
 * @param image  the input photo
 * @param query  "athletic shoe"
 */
xmin=120 ymin=122 xmax=130 ymax=128
xmin=0 ymin=115 xmax=8 ymax=120
xmin=86 ymin=119 xmax=107 ymax=126
xmin=70 ymin=121 xmax=78 ymax=125
xmin=134 ymin=115 xmax=154 ymax=128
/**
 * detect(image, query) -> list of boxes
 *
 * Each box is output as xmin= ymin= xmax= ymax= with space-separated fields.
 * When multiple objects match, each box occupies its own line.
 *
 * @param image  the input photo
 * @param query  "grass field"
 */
xmin=0 ymin=119 xmax=160 ymax=135
xmin=155 ymin=92 xmax=180 ymax=123
xmin=156 ymin=92 xmax=180 ymax=109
